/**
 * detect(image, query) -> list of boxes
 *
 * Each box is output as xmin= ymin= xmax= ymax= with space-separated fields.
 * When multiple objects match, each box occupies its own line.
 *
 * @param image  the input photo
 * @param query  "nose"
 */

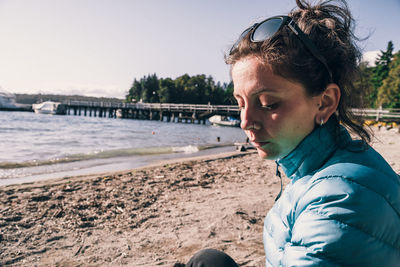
xmin=240 ymin=105 xmax=256 ymax=130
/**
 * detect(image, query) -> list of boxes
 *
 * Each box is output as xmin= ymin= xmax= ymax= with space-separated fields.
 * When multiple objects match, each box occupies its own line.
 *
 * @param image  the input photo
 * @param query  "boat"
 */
xmin=0 ymin=91 xmax=18 ymax=109
xmin=0 ymin=87 xmax=21 ymax=110
xmin=0 ymin=88 xmax=31 ymax=111
xmin=209 ymin=115 xmax=240 ymax=127
xmin=116 ymin=109 xmax=123 ymax=118
xmin=32 ymin=101 xmax=66 ymax=115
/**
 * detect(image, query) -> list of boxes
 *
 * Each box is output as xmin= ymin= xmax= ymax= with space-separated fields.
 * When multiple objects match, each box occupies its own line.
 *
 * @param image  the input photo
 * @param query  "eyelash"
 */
xmin=237 ymin=103 xmax=279 ymax=111
xmin=261 ymin=103 xmax=279 ymax=110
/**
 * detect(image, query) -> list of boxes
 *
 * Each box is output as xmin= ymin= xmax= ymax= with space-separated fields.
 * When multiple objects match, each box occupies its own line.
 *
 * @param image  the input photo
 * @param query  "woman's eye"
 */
xmin=261 ymin=103 xmax=279 ymax=110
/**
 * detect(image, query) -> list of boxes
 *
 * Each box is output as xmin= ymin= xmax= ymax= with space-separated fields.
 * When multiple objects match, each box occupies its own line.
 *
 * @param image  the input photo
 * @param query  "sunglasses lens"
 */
xmin=252 ymin=18 xmax=283 ymax=42
xmin=230 ymin=27 xmax=253 ymax=53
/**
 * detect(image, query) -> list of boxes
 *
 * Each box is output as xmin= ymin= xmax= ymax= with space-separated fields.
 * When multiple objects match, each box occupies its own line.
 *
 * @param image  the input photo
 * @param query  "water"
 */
xmin=0 ymin=111 xmax=246 ymax=185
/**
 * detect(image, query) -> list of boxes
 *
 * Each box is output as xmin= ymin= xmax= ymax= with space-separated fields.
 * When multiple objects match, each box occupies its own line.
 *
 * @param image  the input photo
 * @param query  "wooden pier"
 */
xmin=61 ymin=101 xmax=400 ymax=125
xmin=63 ymin=101 xmax=240 ymax=124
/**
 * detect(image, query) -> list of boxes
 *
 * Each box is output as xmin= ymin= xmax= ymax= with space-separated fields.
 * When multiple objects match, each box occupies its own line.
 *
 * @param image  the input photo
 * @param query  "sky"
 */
xmin=0 ymin=0 xmax=399 ymax=99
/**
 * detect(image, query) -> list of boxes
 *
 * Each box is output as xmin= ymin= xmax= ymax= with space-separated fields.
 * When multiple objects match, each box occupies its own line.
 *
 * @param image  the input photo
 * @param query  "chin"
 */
xmin=256 ymin=148 xmax=278 ymax=160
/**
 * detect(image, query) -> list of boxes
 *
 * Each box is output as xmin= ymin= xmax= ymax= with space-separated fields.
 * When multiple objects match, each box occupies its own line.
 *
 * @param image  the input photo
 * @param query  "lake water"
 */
xmin=0 ymin=111 xmax=246 ymax=186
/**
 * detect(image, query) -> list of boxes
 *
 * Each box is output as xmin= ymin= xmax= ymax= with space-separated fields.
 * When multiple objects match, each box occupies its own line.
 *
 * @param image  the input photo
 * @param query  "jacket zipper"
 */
xmin=275 ymin=161 xmax=283 ymax=202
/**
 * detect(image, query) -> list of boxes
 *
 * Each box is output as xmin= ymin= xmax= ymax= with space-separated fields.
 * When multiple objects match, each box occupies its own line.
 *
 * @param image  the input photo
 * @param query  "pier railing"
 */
xmin=63 ymin=101 xmax=240 ymax=123
xmin=65 ymin=101 xmax=240 ymax=113
xmin=352 ymin=107 xmax=400 ymax=121
xmin=63 ymin=101 xmax=400 ymax=123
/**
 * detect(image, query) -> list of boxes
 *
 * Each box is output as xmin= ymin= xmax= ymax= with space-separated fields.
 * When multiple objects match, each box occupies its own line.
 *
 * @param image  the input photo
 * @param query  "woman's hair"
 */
xmin=226 ymin=0 xmax=371 ymax=143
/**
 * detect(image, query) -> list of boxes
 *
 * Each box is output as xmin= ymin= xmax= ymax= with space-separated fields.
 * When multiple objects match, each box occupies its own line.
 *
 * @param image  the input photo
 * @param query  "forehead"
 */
xmin=232 ymin=56 xmax=269 ymax=91
xmin=232 ymin=55 xmax=305 ymax=97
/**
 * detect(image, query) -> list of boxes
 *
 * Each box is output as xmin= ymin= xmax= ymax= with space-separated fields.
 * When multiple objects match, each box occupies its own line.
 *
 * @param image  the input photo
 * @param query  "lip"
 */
xmin=251 ymin=140 xmax=270 ymax=148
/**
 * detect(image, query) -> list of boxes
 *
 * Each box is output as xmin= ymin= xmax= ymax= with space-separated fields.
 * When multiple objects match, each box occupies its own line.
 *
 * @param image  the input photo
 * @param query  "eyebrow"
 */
xmin=233 ymin=87 xmax=279 ymax=98
xmin=253 ymin=88 xmax=278 ymax=95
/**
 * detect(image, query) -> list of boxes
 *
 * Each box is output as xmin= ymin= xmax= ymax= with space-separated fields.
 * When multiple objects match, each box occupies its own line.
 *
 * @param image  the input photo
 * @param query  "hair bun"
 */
xmin=296 ymin=0 xmax=309 ymax=10
xmin=293 ymin=0 xmax=351 ymax=32
xmin=296 ymin=0 xmax=326 ymax=18
xmin=321 ymin=18 xmax=336 ymax=30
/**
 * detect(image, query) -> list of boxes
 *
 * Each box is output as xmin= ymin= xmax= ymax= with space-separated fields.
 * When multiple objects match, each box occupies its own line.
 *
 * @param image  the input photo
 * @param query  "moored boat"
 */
xmin=32 ymin=101 xmax=66 ymax=115
xmin=209 ymin=115 xmax=240 ymax=127
xmin=0 ymin=91 xmax=18 ymax=109
xmin=0 ymin=88 xmax=32 ymax=111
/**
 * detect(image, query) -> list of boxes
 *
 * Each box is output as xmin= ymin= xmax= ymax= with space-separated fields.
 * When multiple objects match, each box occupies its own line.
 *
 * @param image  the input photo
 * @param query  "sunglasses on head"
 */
xmin=230 ymin=15 xmax=333 ymax=82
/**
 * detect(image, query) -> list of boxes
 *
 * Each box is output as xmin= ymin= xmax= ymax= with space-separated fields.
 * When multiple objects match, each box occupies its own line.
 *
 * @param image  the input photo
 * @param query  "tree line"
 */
xmin=126 ymin=41 xmax=399 ymax=108
xmin=126 ymin=74 xmax=234 ymax=105
xmin=354 ymin=41 xmax=399 ymax=109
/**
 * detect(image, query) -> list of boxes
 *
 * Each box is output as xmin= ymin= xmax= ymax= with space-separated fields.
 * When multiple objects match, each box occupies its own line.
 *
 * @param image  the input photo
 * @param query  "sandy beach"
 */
xmin=1 ymin=126 xmax=399 ymax=266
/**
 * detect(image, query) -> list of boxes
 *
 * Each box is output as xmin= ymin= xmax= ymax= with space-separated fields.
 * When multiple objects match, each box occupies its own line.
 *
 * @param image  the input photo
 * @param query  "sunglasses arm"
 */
xmin=287 ymin=20 xmax=333 ymax=82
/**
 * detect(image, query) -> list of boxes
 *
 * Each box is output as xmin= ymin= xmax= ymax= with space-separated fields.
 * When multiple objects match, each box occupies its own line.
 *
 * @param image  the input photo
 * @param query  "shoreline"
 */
xmin=1 ymin=149 xmax=252 ymax=190
xmin=0 ymin=127 xmax=399 ymax=266
xmin=0 ymin=144 xmax=244 ymax=187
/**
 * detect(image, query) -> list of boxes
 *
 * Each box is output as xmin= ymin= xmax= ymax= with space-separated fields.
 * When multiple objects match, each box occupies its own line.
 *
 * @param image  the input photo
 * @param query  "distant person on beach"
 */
xmin=181 ymin=0 xmax=400 ymax=266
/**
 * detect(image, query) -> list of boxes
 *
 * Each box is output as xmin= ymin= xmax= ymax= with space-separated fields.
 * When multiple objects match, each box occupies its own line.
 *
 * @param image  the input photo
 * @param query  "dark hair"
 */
xmin=226 ymin=0 xmax=371 ymax=143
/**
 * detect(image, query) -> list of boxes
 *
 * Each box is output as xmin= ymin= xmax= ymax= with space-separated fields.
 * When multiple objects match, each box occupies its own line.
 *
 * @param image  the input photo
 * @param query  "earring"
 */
xmin=320 ymin=118 xmax=324 ymax=126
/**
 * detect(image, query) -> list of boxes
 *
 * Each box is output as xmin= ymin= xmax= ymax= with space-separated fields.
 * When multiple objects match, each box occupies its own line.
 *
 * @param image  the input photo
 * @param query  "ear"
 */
xmin=315 ymin=83 xmax=341 ymax=125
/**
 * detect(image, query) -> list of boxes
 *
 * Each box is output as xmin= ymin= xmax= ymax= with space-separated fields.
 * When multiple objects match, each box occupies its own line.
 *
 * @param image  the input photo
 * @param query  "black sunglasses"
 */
xmin=230 ymin=16 xmax=333 ymax=82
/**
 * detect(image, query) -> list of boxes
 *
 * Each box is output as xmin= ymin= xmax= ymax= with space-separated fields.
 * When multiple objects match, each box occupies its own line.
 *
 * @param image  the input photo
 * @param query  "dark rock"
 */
xmin=54 ymin=210 xmax=65 ymax=218
xmin=56 ymin=195 xmax=65 ymax=200
xmin=7 ymin=195 xmax=18 ymax=201
xmin=62 ymin=186 xmax=82 ymax=192
xmin=76 ymin=204 xmax=89 ymax=210
xmin=4 ymin=215 xmax=23 ymax=222
xmin=18 ymin=222 xmax=34 ymax=229
xmin=31 ymin=195 xmax=51 ymax=202
xmin=79 ymin=222 xmax=94 ymax=228
xmin=4 ymin=189 xmax=15 ymax=195
xmin=47 ymin=235 xmax=64 ymax=242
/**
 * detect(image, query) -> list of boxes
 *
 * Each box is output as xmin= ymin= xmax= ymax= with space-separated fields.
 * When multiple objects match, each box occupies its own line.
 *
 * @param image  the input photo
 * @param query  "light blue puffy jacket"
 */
xmin=264 ymin=118 xmax=400 ymax=266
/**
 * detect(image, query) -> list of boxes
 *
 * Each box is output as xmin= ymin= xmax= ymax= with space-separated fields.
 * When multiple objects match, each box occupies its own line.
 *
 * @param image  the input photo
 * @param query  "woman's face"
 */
xmin=232 ymin=55 xmax=320 ymax=160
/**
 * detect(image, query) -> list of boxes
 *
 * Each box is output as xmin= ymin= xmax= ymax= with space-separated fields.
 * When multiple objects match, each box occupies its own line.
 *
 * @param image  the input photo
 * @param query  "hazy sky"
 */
xmin=0 ymin=0 xmax=399 ymax=98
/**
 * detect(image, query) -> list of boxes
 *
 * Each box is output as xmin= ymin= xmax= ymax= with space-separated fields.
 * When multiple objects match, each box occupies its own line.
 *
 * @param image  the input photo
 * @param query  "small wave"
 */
xmin=197 ymin=142 xmax=235 ymax=150
xmin=0 ymin=144 xmax=235 ymax=169
xmin=172 ymin=145 xmax=199 ymax=153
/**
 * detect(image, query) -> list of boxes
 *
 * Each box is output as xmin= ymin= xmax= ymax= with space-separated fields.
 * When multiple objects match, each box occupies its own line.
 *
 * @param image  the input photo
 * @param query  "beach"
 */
xmin=1 ymin=126 xmax=399 ymax=266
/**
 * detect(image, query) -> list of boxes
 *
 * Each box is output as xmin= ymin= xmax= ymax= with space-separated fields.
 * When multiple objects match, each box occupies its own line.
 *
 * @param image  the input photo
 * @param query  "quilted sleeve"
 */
xmin=282 ymin=175 xmax=400 ymax=267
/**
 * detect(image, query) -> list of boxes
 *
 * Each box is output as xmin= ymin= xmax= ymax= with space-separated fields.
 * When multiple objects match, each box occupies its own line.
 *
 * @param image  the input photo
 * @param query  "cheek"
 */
xmin=265 ymin=112 xmax=283 ymax=132
xmin=265 ymin=113 xmax=281 ymax=133
xmin=266 ymin=107 xmax=308 ymax=137
xmin=281 ymin=106 xmax=316 ymax=140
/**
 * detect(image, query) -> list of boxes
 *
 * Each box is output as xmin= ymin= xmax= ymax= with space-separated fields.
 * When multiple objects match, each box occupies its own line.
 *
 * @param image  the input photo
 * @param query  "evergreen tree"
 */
xmin=353 ymin=61 xmax=374 ymax=108
xmin=185 ymin=75 xmax=207 ymax=104
xmin=126 ymin=79 xmax=143 ymax=102
xmin=223 ymin=81 xmax=235 ymax=105
xmin=174 ymin=74 xmax=190 ymax=103
xmin=141 ymin=74 xmax=159 ymax=103
xmin=376 ymin=52 xmax=400 ymax=108
xmin=158 ymin=78 xmax=176 ymax=103
xmin=370 ymin=41 xmax=394 ymax=107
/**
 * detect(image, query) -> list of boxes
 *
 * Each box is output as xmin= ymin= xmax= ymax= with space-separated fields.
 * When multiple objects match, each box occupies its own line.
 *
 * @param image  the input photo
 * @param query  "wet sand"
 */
xmin=1 ymin=127 xmax=399 ymax=266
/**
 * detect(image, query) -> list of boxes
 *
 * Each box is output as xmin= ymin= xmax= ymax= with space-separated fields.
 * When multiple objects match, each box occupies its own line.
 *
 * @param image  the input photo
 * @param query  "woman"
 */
xmin=182 ymin=0 xmax=400 ymax=266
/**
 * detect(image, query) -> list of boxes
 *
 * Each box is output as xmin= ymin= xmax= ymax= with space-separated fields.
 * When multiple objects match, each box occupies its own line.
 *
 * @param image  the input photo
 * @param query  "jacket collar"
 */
xmin=276 ymin=117 xmax=352 ymax=180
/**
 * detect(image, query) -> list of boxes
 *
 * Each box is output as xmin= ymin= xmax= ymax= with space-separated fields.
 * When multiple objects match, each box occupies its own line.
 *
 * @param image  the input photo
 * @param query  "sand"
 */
xmin=1 ymin=126 xmax=399 ymax=266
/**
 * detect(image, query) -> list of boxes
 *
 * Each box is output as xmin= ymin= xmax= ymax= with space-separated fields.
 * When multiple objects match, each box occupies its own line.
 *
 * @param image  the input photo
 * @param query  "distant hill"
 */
xmin=15 ymin=94 xmax=125 ymax=105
